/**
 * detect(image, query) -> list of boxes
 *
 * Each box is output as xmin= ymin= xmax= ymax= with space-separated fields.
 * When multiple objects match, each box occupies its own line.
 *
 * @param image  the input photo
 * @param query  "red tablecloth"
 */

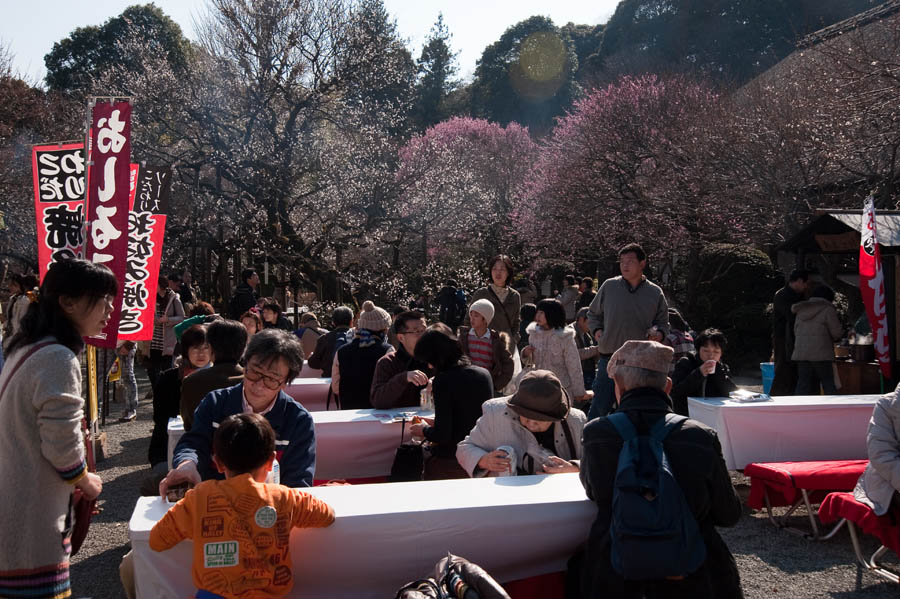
xmin=819 ymin=492 xmax=900 ymax=554
xmin=745 ymin=460 xmax=868 ymax=510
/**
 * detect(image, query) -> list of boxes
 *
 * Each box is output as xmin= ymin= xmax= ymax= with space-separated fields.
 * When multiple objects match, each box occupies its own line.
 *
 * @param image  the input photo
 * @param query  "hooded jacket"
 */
xmin=791 ymin=298 xmax=842 ymax=361
xmin=525 ymin=322 xmax=586 ymax=400
xmin=855 ymin=385 xmax=900 ymax=515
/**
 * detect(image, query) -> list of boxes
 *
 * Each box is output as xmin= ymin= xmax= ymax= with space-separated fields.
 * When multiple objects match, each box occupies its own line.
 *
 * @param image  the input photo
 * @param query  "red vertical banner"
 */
xmin=84 ymin=100 xmax=132 ymax=348
xmin=118 ymin=166 xmax=171 ymax=340
xmin=859 ymin=195 xmax=892 ymax=379
xmin=31 ymin=142 xmax=86 ymax=281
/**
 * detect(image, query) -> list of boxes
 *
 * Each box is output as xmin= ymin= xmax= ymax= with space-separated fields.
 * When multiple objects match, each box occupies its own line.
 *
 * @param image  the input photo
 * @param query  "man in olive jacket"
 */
xmin=579 ymin=340 xmax=742 ymax=598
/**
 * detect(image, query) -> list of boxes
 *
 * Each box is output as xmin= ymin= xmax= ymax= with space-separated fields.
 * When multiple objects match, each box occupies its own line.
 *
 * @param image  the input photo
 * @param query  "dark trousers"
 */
xmin=146 ymin=349 xmax=172 ymax=393
xmin=769 ymin=338 xmax=797 ymax=396
xmin=795 ymin=360 xmax=837 ymax=395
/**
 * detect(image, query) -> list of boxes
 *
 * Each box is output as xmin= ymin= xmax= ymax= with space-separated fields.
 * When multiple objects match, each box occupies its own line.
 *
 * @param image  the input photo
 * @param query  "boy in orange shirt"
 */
xmin=150 ymin=413 xmax=335 ymax=599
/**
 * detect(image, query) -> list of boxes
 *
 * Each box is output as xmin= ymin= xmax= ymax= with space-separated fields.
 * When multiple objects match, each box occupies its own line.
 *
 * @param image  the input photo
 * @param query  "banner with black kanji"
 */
xmin=84 ymin=99 xmax=133 ymax=348
xmin=118 ymin=165 xmax=171 ymax=341
xmin=31 ymin=142 xmax=85 ymax=281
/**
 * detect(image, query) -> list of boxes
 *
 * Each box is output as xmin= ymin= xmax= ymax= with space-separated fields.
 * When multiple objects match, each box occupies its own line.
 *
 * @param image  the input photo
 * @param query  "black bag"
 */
xmin=388 ymin=419 xmax=424 ymax=482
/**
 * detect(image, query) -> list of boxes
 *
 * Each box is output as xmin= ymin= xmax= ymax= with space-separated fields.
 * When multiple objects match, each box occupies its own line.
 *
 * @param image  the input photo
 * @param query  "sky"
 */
xmin=0 ymin=0 xmax=619 ymax=86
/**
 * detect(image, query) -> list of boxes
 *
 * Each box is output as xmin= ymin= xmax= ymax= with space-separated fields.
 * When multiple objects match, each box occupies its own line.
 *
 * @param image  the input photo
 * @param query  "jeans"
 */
xmin=795 ymin=361 xmax=837 ymax=395
xmin=122 ymin=354 xmax=138 ymax=415
xmin=589 ymin=356 xmax=616 ymax=419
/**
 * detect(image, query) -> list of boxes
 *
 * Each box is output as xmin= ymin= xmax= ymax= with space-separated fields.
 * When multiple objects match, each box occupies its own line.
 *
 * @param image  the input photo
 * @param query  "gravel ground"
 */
xmin=70 ymin=369 xmax=899 ymax=598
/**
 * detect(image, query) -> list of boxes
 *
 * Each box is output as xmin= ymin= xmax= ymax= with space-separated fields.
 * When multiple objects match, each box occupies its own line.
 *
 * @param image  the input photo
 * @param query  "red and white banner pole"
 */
xmin=859 ymin=195 xmax=892 ymax=381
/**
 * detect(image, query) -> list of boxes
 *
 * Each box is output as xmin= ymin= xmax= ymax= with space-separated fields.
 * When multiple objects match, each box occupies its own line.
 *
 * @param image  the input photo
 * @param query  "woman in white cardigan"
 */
xmin=456 ymin=370 xmax=586 ymax=477
xmin=0 ymin=259 xmax=116 ymax=599
xmin=855 ymin=384 xmax=900 ymax=515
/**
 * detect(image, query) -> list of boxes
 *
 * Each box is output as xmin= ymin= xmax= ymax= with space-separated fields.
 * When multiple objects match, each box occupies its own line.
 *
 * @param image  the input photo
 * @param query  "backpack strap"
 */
xmin=560 ymin=418 xmax=577 ymax=458
xmin=650 ymin=413 xmax=689 ymax=442
xmin=0 ymin=341 xmax=54 ymax=402
xmin=607 ymin=412 xmax=638 ymax=442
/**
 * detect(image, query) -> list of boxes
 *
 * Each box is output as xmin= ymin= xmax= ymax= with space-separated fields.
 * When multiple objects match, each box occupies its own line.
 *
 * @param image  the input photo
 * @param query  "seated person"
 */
xmin=458 ymin=299 xmax=514 ymax=395
xmin=579 ymin=340 xmax=742 ymax=598
xmin=370 ymin=311 xmax=433 ymax=409
xmin=294 ymin=312 xmax=328 ymax=358
xmin=574 ymin=307 xmax=602 ymax=394
xmin=855 ymin=383 xmax=900 ymax=515
xmin=670 ymin=328 xmax=737 ymax=416
xmin=160 ymin=329 xmax=315 ymax=495
xmin=173 ymin=301 xmax=217 ymax=341
xmin=306 ymin=306 xmax=353 ymax=376
xmin=151 ymin=413 xmax=334 ymax=599
xmin=456 ymin=370 xmax=586 ymax=477
xmin=180 ymin=319 xmax=247 ymax=431
xmin=261 ymin=300 xmax=294 ymax=332
xmin=409 ymin=328 xmax=494 ymax=479
xmin=332 ymin=301 xmax=393 ymax=409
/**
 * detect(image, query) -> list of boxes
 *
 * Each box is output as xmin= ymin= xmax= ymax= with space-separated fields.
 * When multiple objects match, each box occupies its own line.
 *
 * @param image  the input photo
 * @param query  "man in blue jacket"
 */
xmin=160 ymin=328 xmax=315 ymax=493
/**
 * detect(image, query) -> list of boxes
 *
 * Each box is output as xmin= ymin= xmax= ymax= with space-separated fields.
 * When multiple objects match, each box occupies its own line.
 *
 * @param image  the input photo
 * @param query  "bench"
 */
xmin=744 ymin=460 xmax=868 ymax=539
xmin=819 ymin=491 xmax=900 ymax=583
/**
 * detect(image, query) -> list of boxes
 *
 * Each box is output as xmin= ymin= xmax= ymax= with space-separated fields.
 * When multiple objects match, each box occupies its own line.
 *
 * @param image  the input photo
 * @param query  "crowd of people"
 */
xmin=5 ymin=244 xmax=899 ymax=599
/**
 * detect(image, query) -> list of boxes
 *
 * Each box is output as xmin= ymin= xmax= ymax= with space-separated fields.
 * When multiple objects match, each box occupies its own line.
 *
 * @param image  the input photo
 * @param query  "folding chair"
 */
xmin=819 ymin=491 xmax=900 ymax=583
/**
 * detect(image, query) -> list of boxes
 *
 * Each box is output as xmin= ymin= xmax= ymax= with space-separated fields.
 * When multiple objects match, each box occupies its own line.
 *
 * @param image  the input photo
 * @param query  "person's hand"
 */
xmin=647 ymin=327 xmax=663 ymax=342
xmin=541 ymin=456 xmax=579 ymax=474
xmin=406 ymin=370 xmax=429 ymax=386
xmin=76 ymin=472 xmax=103 ymax=500
xmin=578 ymin=390 xmax=594 ymax=402
xmin=700 ymin=360 xmax=717 ymax=376
xmin=593 ymin=329 xmax=603 ymax=342
xmin=409 ymin=422 xmax=427 ymax=438
xmin=159 ymin=461 xmax=201 ymax=498
xmin=478 ymin=450 xmax=512 ymax=474
xmin=521 ymin=346 xmax=534 ymax=359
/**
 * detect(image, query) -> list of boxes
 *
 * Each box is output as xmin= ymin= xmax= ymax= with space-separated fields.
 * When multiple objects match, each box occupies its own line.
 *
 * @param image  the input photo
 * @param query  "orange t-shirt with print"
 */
xmin=150 ymin=474 xmax=334 ymax=599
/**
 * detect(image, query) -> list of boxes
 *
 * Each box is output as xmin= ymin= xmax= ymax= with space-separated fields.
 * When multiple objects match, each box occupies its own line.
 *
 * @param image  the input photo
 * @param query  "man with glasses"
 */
xmin=586 ymin=243 xmax=670 ymax=419
xmin=370 ymin=311 xmax=434 ymax=409
xmin=160 ymin=329 xmax=316 ymax=494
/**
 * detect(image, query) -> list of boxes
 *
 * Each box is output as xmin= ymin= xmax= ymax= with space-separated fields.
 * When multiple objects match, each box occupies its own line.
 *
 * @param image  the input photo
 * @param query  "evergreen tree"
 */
xmin=412 ymin=14 xmax=459 ymax=131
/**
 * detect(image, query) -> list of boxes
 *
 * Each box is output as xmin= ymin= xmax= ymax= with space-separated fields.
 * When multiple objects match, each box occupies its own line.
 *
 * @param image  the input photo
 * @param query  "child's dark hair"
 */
xmin=213 ymin=413 xmax=276 ymax=474
xmin=536 ymin=299 xmax=566 ymax=329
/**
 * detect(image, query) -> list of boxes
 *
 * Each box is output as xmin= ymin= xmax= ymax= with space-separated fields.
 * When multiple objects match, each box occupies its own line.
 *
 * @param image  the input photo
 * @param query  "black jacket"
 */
xmin=670 ymin=353 xmax=737 ymax=416
xmin=228 ymin=283 xmax=258 ymax=320
xmin=306 ymin=326 xmax=351 ymax=375
xmin=336 ymin=335 xmax=394 ymax=410
xmin=579 ymin=387 xmax=742 ymax=598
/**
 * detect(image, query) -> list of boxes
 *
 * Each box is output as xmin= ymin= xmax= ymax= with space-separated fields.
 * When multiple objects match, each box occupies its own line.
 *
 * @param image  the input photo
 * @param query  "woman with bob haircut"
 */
xmin=0 ymin=258 xmax=116 ymax=598
xmin=464 ymin=255 xmax=521 ymax=352
xmin=409 ymin=327 xmax=493 ymax=479
xmin=670 ymin=328 xmax=737 ymax=416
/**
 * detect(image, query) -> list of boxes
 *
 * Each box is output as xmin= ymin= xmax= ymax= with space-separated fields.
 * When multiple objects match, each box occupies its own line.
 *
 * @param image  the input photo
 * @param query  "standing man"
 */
xmin=579 ymin=340 xmax=742 ymax=597
xmin=770 ymin=269 xmax=809 ymax=396
xmin=577 ymin=277 xmax=597 ymax=309
xmin=228 ymin=268 xmax=259 ymax=319
xmin=370 ymin=311 xmax=433 ymax=408
xmin=587 ymin=243 xmax=669 ymax=419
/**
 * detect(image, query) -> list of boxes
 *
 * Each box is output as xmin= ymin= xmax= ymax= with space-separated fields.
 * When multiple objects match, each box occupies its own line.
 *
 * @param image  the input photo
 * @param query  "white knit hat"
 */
xmin=469 ymin=299 xmax=495 ymax=325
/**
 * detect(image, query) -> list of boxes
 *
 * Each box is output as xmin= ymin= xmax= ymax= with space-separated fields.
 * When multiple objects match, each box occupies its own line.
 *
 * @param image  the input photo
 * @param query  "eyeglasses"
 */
xmin=244 ymin=363 xmax=287 ymax=390
xmin=398 ymin=328 xmax=426 ymax=336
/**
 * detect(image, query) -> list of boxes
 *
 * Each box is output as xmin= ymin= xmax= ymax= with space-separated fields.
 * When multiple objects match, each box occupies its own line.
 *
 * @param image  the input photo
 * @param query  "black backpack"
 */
xmin=606 ymin=412 xmax=706 ymax=580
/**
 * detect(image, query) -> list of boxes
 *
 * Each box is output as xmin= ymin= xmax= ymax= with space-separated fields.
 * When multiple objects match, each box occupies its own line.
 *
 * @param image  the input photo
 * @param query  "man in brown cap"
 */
xmin=456 ymin=370 xmax=587 ymax=477
xmin=577 ymin=340 xmax=743 ymax=598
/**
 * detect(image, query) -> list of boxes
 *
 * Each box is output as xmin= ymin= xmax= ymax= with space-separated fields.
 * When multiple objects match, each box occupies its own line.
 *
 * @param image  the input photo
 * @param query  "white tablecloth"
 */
xmin=687 ymin=395 xmax=879 ymax=470
xmin=167 ymin=408 xmax=432 ymax=480
xmin=129 ymin=473 xmax=596 ymax=599
xmin=284 ymin=378 xmax=332 ymax=412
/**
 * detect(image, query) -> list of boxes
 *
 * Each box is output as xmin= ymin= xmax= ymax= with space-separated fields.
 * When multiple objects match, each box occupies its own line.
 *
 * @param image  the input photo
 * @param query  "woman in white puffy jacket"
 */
xmin=855 ymin=384 xmax=900 ymax=514
xmin=521 ymin=299 xmax=592 ymax=405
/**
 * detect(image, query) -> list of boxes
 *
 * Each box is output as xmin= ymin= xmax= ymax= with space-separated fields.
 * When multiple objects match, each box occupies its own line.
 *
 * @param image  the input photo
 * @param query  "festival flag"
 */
xmin=118 ymin=165 xmax=172 ymax=340
xmin=31 ymin=142 xmax=86 ymax=281
xmin=83 ymin=99 xmax=133 ymax=348
xmin=859 ymin=195 xmax=892 ymax=379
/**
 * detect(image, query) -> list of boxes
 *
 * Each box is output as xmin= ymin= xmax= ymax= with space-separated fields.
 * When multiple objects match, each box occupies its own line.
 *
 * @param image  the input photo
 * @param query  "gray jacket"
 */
xmin=855 ymin=386 xmax=900 ymax=515
xmin=791 ymin=298 xmax=841 ymax=362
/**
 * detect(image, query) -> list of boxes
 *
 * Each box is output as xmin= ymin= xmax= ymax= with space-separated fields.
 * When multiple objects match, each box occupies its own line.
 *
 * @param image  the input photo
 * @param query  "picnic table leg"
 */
xmin=846 ymin=520 xmax=899 ymax=583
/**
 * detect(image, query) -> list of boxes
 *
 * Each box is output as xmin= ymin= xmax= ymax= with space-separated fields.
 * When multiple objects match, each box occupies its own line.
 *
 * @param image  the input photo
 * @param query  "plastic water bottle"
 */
xmin=266 ymin=457 xmax=280 ymax=484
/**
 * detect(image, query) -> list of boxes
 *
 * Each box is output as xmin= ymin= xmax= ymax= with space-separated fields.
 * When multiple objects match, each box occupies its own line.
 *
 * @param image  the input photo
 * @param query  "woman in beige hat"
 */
xmin=456 ymin=370 xmax=586 ymax=477
xmin=330 ymin=301 xmax=393 ymax=409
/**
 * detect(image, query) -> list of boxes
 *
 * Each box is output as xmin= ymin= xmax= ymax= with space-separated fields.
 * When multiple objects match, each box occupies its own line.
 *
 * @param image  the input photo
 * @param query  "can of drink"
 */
xmin=496 ymin=445 xmax=517 ymax=477
xmin=420 ymin=387 xmax=434 ymax=411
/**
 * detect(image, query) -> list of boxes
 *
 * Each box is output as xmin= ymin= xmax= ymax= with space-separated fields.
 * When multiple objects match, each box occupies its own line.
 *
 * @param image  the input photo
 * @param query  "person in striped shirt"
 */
xmin=459 ymin=299 xmax=514 ymax=395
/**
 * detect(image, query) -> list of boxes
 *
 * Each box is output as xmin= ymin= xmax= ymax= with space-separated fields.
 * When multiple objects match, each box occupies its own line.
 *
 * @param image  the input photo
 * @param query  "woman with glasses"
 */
xmin=148 ymin=325 xmax=211 ymax=469
xmin=0 ymin=259 xmax=115 ymax=599
xmin=160 ymin=328 xmax=315 ymax=495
